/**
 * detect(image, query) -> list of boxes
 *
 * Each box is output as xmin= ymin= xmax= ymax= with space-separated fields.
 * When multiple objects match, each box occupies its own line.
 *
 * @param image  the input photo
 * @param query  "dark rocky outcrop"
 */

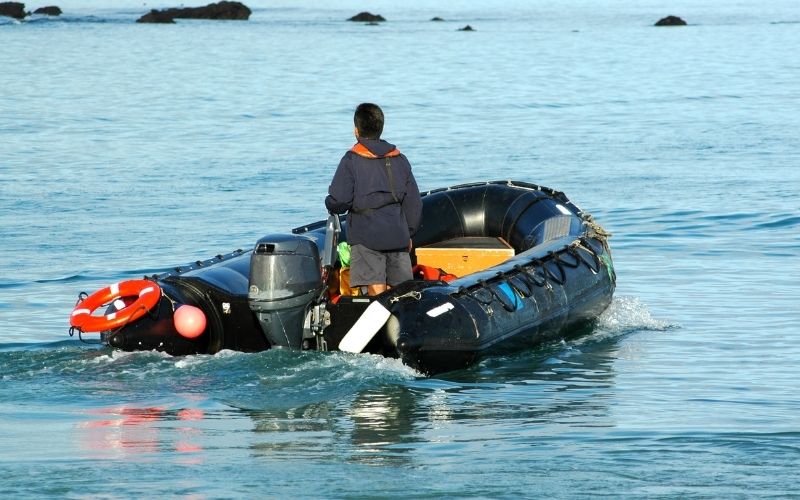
xmin=137 ymin=1 xmax=251 ymax=24
xmin=137 ymin=9 xmax=176 ymax=23
xmin=348 ymin=11 xmax=385 ymax=22
xmin=458 ymin=25 xmax=475 ymax=31
xmin=0 ymin=2 xmax=26 ymax=19
xmin=431 ymin=16 xmax=444 ymax=22
xmin=655 ymin=15 xmax=687 ymax=26
xmin=33 ymin=5 xmax=61 ymax=15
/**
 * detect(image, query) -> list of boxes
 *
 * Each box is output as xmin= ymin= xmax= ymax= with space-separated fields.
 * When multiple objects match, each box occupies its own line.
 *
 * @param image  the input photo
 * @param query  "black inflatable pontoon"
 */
xmin=70 ymin=181 xmax=615 ymax=375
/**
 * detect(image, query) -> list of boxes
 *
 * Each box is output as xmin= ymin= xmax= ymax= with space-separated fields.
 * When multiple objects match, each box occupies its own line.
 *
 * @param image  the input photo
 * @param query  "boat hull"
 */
xmin=85 ymin=180 xmax=615 ymax=375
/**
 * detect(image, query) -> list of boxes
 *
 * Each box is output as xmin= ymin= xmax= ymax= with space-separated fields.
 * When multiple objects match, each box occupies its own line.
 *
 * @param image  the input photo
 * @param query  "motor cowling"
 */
xmin=248 ymin=233 xmax=324 ymax=349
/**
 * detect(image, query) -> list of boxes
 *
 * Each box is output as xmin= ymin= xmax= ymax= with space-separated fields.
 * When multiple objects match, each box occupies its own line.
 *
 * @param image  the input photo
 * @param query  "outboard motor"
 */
xmin=248 ymin=233 xmax=324 ymax=349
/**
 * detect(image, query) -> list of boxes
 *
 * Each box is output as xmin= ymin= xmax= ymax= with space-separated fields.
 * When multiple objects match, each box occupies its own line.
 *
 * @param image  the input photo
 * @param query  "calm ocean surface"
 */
xmin=2 ymin=0 xmax=799 ymax=497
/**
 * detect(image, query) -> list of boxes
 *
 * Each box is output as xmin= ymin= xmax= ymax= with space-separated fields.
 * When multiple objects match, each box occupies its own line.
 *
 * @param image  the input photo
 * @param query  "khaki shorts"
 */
xmin=349 ymin=244 xmax=413 ymax=287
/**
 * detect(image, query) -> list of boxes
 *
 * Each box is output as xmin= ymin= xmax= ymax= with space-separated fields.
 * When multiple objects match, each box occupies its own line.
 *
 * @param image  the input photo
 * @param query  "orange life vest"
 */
xmin=350 ymin=143 xmax=401 ymax=159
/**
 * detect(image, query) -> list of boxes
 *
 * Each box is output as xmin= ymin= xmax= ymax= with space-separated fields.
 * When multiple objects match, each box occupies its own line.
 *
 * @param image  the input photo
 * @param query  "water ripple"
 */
xmin=3 ymin=2 xmax=800 ymax=494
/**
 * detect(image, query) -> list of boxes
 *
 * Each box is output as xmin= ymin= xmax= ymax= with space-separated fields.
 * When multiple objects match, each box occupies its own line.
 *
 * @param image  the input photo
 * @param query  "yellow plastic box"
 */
xmin=414 ymin=237 xmax=514 ymax=277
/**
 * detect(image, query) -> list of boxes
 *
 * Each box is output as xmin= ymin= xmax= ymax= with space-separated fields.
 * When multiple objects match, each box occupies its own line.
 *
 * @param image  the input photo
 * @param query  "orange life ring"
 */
xmin=70 ymin=279 xmax=161 ymax=332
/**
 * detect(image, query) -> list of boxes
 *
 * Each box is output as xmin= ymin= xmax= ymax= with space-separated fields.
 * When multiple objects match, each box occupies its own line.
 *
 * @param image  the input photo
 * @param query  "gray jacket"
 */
xmin=325 ymin=138 xmax=422 ymax=251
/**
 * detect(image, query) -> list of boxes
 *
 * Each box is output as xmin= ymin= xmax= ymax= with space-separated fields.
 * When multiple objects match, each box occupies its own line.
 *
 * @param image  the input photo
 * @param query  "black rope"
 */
xmin=524 ymin=263 xmax=548 ymax=287
xmin=582 ymin=236 xmax=605 ymax=256
xmin=507 ymin=274 xmax=531 ymax=297
xmin=489 ymin=284 xmax=518 ymax=312
xmin=542 ymin=258 xmax=566 ymax=285
xmin=73 ymin=327 xmax=99 ymax=345
xmin=517 ymin=269 xmax=540 ymax=290
xmin=465 ymin=281 xmax=494 ymax=305
xmin=574 ymin=240 xmax=601 ymax=274
xmin=70 ymin=292 xmax=89 ymax=340
xmin=556 ymin=249 xmax=582 ymax=269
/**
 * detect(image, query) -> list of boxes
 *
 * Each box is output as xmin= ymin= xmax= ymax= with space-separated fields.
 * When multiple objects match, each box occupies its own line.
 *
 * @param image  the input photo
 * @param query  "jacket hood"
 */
xmin=357 ymin=137 xmax=397 ymax=158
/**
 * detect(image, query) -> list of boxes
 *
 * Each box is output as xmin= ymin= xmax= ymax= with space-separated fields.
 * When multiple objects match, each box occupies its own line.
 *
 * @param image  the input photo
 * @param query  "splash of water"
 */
xmin=596 ymin=295 xmax=675 ymax=335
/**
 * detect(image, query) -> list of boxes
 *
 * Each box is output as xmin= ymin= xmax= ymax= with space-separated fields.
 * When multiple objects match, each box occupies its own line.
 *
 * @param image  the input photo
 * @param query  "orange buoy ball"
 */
xmin=174 ymin=305 xmax=207 ymax=339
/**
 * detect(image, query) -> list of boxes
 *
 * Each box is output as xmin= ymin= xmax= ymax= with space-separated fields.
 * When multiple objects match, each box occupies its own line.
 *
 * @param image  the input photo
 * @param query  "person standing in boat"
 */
xmin=325 ymin=103 xmax=422 ymax=296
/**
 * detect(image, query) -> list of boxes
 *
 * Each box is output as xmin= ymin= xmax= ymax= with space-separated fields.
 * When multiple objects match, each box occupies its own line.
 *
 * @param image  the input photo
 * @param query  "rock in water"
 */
xmin=137 ymin=1 xmax=251 ymax=23
xmin=33 ymin=6 xmax=61 ymax=15
xmin=348 ymin=12 xmax=385 ymax=22
xmin=137 ymin=9 xmax=176 ymax=23
xmin=655 ymin=15 xmax=687 ymax=26
xmin=0 ymin=2 xmax=26 ymax=19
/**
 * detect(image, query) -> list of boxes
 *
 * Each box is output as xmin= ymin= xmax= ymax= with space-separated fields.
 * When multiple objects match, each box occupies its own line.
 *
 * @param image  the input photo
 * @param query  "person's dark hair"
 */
xmin=354 ymin=103 xmax=384 ymax=139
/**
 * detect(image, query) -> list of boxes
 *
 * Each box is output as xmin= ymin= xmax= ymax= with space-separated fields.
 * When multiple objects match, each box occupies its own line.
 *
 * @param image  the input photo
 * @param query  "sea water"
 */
xmin=1 ymin=0 xmax=799 ymax=497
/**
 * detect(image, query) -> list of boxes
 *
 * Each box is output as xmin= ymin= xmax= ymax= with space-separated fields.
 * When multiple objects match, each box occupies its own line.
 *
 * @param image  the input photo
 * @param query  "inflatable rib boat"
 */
xmin=69 ymin=180 xmax=615 ymax=375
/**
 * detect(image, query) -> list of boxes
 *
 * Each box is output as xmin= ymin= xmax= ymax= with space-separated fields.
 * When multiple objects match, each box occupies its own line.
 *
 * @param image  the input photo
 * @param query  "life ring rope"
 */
xmin=70 ymin=279 xmax=161 ymax=333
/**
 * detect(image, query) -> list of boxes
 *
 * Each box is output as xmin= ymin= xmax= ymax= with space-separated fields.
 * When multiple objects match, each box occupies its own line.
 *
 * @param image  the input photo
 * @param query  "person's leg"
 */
xmin=385 ymin=251 xmax=413 ymax=287
xmin=349 ymin=245 xmax=387 ymax=296
xmin=367 ymin=283 xmax=388 ymax=296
